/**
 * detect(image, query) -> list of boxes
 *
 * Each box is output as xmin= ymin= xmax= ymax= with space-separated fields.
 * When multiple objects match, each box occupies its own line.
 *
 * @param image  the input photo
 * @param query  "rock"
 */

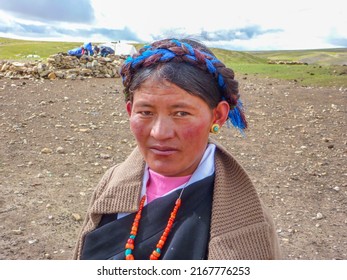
xmin=100 ymin=153 xmax=111 ymax=159
xmin=316 ymin=213 xmax=324 ymax=220
xmin=39 ymin=70 xmax=51 ymax=77
xmin=72 ymin=213 xmax=82 ymax=221
xmin=67 ymin=74 xmax=77 ymax=80
xmin=81 ymin=68 xmax=92 ymax=76
xmin=48 ymin=72 xmax=57 ymax=80
xmin=37 ymin=63 xmax=46 ymax=73
xmin=41 ymin=148 xmax=53 ymax=154
xmin=92 ymin=60 xmax=99 ymax=68
xmin=0 ymin=53 xmax=125 ymax=80
xmin=12 ymin=228 xmax=24 ymax=235
xmin=1 ymin=63 xmax=10 ymax=72
xmin=56 ymin=146 xmax=65 ymax=154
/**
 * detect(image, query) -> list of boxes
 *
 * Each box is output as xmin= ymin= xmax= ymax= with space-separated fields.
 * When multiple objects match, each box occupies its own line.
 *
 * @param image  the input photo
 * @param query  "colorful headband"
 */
xmin=120 ymin=39 xmax=247 ymax=132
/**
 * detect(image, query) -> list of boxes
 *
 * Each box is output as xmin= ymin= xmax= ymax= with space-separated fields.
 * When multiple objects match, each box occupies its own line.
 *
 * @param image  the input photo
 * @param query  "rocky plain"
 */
xmin=0 ymin=62 xmax=346 ymax=259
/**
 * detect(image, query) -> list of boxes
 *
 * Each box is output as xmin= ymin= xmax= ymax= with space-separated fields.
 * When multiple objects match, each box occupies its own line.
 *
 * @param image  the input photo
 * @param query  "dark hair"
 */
xmin=129 ymin=62 xmax=223 ymax=109
xmin=120 ymin=38 xmax=247 ymax=129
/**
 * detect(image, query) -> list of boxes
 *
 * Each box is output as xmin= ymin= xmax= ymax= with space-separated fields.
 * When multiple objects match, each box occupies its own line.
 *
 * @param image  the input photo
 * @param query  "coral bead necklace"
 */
xmin=124 ymin=191 xmax=183 ymax=260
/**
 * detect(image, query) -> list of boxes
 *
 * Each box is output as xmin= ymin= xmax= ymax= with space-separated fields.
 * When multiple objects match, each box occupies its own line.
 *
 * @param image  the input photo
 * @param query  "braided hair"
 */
xmin=120 ymin=38 xmax=247 ymax=131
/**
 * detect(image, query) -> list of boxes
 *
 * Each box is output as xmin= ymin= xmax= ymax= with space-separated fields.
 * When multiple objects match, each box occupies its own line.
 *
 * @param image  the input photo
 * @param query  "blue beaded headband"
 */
xmin=121 ymin=39 xmax=247 ymax=131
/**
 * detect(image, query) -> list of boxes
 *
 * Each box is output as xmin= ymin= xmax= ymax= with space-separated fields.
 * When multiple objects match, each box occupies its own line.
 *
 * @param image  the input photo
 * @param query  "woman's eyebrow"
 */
xmin=169 ymin=103 xmax=195 ymax=109
xmin=133 ymin=101 xmax=153 ymax=107
xmin=133 ymin=101 xmax=195 ymax=109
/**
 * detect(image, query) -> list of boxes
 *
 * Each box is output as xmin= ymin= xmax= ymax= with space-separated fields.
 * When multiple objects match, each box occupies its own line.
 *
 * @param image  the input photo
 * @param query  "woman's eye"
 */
xmin=140 ymin=111 xmax=153 ymax=116
xmin=175 ymin=111 xmax=189 ymax=117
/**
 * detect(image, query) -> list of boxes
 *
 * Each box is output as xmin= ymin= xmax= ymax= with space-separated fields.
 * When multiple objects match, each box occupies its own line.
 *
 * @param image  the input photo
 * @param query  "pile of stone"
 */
xmin=0 ymin=53 xmax=126 ymax=80
xmin=268 ymin=60 xmax=308 ymax=65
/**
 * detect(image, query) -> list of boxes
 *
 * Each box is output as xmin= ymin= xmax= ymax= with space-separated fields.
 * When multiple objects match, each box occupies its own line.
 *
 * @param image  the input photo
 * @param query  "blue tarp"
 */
xmin=67 ymin=46 xmax=83 ymax=57
xmin=83 ymin=42 xmax=94 ymax=55
xmin=99 ymin=46 xmax=115 ymax=57
xmin=67 ymin=42 xmax=94 ymax=57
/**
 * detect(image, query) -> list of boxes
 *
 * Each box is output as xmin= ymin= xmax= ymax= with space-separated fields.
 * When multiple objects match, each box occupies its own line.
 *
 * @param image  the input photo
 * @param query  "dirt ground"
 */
xmin=0 ymin=74 xmax=346 ymax=260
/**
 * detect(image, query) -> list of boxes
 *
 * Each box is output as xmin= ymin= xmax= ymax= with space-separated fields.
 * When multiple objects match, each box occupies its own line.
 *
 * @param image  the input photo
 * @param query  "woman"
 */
xmin=73 ymin=38 xmax=281 ymax=260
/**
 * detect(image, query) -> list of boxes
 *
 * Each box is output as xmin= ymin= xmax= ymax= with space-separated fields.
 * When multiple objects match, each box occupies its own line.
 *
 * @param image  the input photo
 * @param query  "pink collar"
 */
xmin=146 ymin=169 xmax=191 ymax=203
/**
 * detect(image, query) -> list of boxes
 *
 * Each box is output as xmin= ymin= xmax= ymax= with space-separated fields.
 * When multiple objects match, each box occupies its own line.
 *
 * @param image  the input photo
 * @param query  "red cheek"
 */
xmin=130 ymin=119 xmax=142 ymax=135
xmin=130 ymin=117 xmax=149 ymax=141
xmin=181 ymin=122 xmax=209 ymax=140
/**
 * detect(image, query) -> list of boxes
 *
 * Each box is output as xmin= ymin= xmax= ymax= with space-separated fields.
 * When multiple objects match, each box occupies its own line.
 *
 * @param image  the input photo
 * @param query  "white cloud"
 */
xmin=0 ymin=0 xmax=346 ymax=50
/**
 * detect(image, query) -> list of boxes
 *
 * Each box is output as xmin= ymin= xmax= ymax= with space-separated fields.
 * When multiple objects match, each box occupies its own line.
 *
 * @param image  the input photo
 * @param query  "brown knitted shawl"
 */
xmin=73 ymin=141 xmax=281 ymax=259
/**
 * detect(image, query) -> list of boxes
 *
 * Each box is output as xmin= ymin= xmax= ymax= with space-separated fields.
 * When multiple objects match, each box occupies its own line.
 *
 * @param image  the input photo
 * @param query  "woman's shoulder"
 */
xmin=87 ymin=147 xmax=145 ymax=213
xmin=96 ymin=147 xmax=145 ymax=187
xmin=210 ymin=139 xmax=250 ymax=176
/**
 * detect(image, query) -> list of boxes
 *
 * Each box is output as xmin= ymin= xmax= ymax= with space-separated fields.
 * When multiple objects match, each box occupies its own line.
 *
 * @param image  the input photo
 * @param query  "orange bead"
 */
xmin=152 ymin=250 xmax=160 ymax=257
xmin=126 ymin=254 xmax=134 ymax=260
xmin=161 ymin=236 xmax=167 ymax=242
xmin=131 ymin=226 xmax=138 ymax=232
xmin=150 ymin=255 xmax=158 ymax=260
xmin=158 ymin=239 xmax=165 ymax=246
xmin=124 ymin=194 xmax=185 ymax=260
xmin=125 ymin=243 xmax=134 ymax=250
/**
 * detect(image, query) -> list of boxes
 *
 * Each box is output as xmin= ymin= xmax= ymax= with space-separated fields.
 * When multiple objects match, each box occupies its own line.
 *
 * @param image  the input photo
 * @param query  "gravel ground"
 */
xmin=0 ymin=75 xmax=346 ymax=259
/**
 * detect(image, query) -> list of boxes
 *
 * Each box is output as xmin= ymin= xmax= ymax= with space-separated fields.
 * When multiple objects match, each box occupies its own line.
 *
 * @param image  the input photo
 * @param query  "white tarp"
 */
xmin=114 ymin=42 xmax=137 ymax=56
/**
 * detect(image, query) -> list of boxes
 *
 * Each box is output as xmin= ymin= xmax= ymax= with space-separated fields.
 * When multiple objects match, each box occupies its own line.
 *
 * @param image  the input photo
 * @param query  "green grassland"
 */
xmin=0 ymin=37 xmax=83 ymax=60
xmin=1 ymin=37 xmax=346 ymax=87
xmin=212 ymin=48 xmax=346 ymax=88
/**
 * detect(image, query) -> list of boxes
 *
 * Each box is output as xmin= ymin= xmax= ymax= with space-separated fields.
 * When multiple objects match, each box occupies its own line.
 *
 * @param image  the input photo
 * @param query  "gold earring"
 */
xmin=210 ymin=123 xmax=220 ymax=134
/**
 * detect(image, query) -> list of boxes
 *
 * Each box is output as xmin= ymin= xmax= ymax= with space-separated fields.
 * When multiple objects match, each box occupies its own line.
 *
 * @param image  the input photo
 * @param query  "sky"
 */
xmin=0 ymin=0 xmax=346 ymax=51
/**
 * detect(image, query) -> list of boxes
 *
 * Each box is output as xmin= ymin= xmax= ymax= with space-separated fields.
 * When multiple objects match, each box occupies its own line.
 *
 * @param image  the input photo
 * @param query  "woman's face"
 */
xmin=126 ymin=78 xmax=219 ymax=177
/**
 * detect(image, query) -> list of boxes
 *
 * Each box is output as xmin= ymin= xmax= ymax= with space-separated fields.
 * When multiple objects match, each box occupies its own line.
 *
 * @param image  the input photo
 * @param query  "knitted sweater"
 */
xmin=73 ymin=141 xmax=281 ymax=259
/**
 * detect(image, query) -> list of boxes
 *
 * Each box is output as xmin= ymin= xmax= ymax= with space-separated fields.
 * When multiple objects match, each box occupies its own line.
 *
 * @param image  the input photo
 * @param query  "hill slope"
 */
xmin=249 ymin=48 xmax=347 ymax=66
xmin=1 ymin=37 xmax=346 ymax=87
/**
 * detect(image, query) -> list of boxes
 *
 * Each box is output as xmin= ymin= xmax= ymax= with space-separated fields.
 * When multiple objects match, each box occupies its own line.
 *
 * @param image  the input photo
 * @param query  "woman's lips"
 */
xmin=149 ymin=145 xmax=178 ymax=156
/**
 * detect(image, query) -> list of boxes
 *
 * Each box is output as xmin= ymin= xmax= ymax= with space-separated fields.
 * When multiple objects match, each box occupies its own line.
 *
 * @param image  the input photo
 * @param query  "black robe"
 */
xmin=80 ymin=174 xmax=214 ymax=260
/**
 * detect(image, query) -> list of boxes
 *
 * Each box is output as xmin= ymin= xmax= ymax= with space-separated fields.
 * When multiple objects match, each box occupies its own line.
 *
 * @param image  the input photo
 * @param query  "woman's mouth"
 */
xmin=149 ymin=145 xmax=178 ymax=156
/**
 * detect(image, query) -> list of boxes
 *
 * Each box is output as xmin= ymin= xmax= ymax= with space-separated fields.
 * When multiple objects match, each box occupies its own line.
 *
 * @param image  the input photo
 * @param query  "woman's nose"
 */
xmin=150 ymin=116 xmax=175 ymax=140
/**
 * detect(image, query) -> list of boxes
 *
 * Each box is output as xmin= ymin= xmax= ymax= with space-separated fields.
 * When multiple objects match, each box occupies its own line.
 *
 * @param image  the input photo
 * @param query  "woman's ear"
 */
xmin=126 ymin=101 xmax=132 ymax=117
xmin=212 ymin=101 xmax=230 ymax=126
